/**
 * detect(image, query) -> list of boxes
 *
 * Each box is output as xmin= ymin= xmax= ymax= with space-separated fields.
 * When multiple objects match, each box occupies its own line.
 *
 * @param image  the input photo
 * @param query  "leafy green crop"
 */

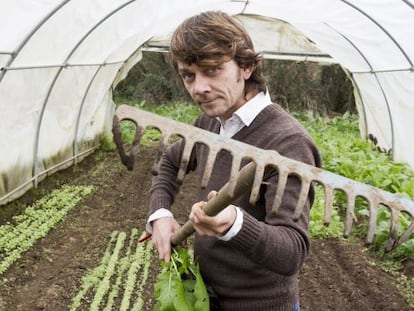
xmin=153 ymin=248 xmax=209 ymax=311
xmin=0 ymin=185 xmax=94 ymax=275
xmin=309 ymin=185 xmax=344 ymax=239
xmin=295 ymin=112 xmax=414 ymax=260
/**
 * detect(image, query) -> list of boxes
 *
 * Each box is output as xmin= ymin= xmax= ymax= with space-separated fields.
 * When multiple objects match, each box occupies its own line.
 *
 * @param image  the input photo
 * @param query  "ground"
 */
xmin=0 ymin=147 xmax=412 ymax=311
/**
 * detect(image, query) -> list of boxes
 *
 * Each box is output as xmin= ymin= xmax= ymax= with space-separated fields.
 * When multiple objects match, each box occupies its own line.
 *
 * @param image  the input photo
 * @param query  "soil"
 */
xmin=0 ymin=147 xmax=412 ymax=311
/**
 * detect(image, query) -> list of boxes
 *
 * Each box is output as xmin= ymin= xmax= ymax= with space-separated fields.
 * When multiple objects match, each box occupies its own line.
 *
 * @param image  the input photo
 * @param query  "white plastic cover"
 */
xmin=1 ymin=0 xmax=413 ymax=204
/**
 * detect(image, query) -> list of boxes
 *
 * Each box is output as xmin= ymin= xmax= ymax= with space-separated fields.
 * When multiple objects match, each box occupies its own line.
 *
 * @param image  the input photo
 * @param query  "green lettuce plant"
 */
xmin=153 ymin=247 xmax=209 ymax=311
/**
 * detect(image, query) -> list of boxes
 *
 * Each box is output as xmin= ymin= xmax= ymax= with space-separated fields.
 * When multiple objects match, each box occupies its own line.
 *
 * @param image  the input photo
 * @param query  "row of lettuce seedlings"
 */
xmin=70 ymin=229 xmax=154 ymax=311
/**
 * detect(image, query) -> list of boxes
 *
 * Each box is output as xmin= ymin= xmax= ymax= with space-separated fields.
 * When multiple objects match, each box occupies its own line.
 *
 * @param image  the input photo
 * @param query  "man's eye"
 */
xmin=181 ymin=73 xmax=194 ymax=82
xmin=206 ymin=67 xmax=219 ymax=75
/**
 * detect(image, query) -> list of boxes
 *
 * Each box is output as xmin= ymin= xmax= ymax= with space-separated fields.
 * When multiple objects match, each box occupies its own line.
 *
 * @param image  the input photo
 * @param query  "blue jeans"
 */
xmin=293 ymin=302 xmax=300 ymax=311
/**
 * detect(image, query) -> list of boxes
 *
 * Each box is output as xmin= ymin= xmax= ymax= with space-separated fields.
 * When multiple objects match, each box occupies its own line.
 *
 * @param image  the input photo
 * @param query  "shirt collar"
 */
xmin=233 ymin=90 xmax=272 ymax=126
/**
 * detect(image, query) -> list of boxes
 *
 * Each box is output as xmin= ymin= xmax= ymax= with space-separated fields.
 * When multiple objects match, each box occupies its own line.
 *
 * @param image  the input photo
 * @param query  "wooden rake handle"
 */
xmin=170 ymin=162 xmax=257 ymax=246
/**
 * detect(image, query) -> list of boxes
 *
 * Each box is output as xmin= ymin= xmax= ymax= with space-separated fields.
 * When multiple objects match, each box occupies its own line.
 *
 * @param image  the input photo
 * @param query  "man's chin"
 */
xmin=202 ymin=110 xmax=219 ymax=118
xmin=199 ymin=102 xmax=217 ymax=115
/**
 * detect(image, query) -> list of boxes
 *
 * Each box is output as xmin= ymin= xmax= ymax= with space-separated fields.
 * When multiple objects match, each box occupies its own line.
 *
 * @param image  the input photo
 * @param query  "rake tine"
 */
xmin=200 ymin=145 xmax=216 ymax=189
xmin=152 ymin=133 xmax=170 ymax=175
xmin=323 ymin=184 xmax=334 ymax=225
xmin=365 ymin=198 xmax=378 ymax=245
xmin=385 ymin=209 xmax=400 ymax=251
xmin=392 ymin=221 xmax=414 ymax=250
xmin=176 ymin=139 xmax=193 ymax=185
xmin=112 ymin=115 xmax=142 ymax=170
xmin=225 ymin=154 xmax=242 ymax=198
xmin=112 ymin=115 xmax=125 ymax=161
xmin=130 ymin=126 xmax=142 ymax=163
xmin=249 ymin=162 xmax=264 ymax=206
xmin=293 ymin=178 xmax=311 ymax=220
xmin=344 ymin=195 xmax=356 ymax=238
xmin=271 ymin=168 xmax=288 ymax=215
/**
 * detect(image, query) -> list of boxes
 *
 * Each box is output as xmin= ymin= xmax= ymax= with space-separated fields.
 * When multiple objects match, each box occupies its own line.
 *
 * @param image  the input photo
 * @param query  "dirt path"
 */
xmin=0 ymin=148 xmax=412 ymax=310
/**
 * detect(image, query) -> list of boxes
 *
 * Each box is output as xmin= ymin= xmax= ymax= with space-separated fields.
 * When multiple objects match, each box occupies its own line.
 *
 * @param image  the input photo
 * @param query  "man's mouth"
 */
xmin=198 ymin=98 xmax=216 ymax=105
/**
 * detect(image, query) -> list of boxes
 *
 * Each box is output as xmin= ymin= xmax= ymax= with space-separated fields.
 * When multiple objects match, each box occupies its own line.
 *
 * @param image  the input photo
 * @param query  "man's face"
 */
xmin=177 ymin=59 xmax=253 ymax=121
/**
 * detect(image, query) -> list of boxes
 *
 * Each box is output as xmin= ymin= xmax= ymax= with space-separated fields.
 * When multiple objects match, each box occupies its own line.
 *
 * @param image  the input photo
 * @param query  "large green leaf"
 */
xmin=153 ymin=248 xmax=209 ymax=311
xmin=193 ymin=263 xmax=209 ymax=311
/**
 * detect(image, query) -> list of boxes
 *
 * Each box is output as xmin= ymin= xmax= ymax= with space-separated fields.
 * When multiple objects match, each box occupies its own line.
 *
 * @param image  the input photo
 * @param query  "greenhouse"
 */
xmin=1 ymin=1 xmax=414 ymax=310
xmin=1 ymin=0 xmax=414 ymax=204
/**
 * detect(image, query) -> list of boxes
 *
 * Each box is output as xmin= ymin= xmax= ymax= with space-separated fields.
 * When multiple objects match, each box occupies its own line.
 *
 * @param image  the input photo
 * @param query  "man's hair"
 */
xmin=169 ymin=11 xmax=266 ymax=94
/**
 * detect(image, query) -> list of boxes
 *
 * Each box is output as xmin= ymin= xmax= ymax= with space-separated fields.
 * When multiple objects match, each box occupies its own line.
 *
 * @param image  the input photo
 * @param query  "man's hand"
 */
xmin=189 ymin=191 xmax=237 ymax=236
xmin=151 ymin=217 xmax=181 ymax=262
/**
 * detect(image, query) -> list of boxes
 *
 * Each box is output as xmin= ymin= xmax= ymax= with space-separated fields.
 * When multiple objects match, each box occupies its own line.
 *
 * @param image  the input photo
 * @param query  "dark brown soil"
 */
xmin=0 ymin=147 xmax=412 ymax=311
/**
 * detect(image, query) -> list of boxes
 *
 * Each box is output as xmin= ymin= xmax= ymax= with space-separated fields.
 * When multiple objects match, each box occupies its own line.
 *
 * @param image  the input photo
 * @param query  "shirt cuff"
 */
xmin=216 ymin=205 xmax=243 ymax=241
xmin=146 ymin=208 xmax=174 ymax=233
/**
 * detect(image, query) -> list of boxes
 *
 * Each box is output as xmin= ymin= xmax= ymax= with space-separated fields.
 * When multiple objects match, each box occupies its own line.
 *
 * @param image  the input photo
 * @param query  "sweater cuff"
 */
xmin=149 ymin=195 xmax=172 ymax=212
xmin=228 ymin=211 xmax=262 ymax=250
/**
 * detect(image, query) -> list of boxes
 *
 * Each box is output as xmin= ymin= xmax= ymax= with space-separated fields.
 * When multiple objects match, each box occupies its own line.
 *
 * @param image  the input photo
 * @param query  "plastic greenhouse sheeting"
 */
xmin=1 ymin=0 xmax=413 ymax=205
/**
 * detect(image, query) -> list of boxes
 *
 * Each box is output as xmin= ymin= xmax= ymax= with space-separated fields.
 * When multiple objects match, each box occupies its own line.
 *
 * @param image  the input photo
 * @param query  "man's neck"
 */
xmin=219 ymin=89 xmax=259 ymax=122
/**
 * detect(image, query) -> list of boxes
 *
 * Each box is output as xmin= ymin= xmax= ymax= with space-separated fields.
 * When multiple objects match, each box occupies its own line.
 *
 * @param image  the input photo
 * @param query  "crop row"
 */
xmin=70 ymin=229 xmax=154 ymax=311
xmin=0 ymin=185 xmax=94 ymax=275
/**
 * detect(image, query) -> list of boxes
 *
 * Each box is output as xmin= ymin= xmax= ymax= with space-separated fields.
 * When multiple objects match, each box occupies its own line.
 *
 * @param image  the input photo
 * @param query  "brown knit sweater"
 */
xmin=148 ymin=103 xmax=321 ymax=311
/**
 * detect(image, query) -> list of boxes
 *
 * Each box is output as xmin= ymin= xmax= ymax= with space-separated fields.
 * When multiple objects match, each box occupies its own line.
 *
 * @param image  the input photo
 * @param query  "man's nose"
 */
xmin=193 ymin=75 xmax=211 ymax=94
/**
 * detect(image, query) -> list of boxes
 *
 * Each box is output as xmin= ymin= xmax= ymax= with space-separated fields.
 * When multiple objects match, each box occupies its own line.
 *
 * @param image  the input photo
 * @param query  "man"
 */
xmin=147 ymin=11 xmax=321 ymax=310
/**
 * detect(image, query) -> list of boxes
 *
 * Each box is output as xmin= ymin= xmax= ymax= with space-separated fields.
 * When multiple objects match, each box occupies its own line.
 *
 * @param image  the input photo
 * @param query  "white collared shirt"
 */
xmin=147 ymin=91 xmax=271 ymax=240
xmin=218 ymin=90 xmax=271 ymax=138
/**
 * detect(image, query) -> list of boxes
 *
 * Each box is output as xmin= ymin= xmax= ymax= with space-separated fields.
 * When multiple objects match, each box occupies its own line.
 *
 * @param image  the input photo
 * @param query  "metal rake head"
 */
xmin=112 ymin=104 xmax=414 ymax=252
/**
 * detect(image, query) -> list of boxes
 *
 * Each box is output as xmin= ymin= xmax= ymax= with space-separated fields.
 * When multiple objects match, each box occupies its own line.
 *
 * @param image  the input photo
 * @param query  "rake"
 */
xmin=113 ymin=104 xmax=414 ymax=252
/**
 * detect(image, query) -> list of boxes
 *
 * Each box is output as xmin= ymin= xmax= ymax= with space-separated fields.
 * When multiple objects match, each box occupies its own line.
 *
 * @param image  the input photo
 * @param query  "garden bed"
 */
xmin=0 ymin=147 xmax=412 ymax=310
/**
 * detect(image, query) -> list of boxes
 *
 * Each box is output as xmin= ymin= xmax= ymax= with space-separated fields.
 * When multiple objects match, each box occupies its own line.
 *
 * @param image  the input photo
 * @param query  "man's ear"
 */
xmin=242 ymin=65 xmax=254 ymax=80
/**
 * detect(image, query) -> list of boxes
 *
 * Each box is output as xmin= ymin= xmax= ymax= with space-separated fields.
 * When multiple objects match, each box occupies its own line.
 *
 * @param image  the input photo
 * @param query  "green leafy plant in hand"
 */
xmin=153 ymin=248 xmax=209 ymax=311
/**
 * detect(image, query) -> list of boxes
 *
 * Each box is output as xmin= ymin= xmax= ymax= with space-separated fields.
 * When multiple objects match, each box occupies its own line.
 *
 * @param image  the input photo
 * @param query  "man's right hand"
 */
xmin=151 ymin=217 xmax=181 ymax=262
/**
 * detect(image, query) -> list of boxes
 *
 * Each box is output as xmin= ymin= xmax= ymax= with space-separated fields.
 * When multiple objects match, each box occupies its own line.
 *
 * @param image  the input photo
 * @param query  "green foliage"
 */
xmin=0 ymin=185 xmax=94 ymax=275
xmin=113 ymin=52 xmax=190 ymax=104
xmin=115 ymin=100 xmax=200 ymax=125
xmin=114 ymin=52 xmax=355 ymax=115
xmin=296 ymin=112 xmax=414 ymax=260
xmin=153 ymin=248 xmax=209 ymax=311
xmin=112 ymin=100 xmax=200 ymax=147
xmin=264 ymin=61 xmax=355 ymax=114
xmin=309 ymin=186 xmax=344 ymax=239
xmin=100 ymin=133 xmax=116 ymax=151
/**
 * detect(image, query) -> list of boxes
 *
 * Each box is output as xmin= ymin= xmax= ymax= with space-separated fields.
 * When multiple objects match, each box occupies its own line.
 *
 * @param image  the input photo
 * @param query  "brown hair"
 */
xmin=169 ymin=11 xmax=266 ymax=94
